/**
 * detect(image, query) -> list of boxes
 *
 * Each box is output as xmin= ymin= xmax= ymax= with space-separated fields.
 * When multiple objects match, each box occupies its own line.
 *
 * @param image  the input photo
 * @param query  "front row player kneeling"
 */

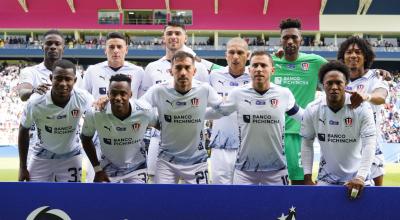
xmin=301 ymin=61 xmax=376 ymax=199
xmin=80 ymin=74 xmax=157 ymax=183
xmin=18 ymin=59 xmax=93 ymax=182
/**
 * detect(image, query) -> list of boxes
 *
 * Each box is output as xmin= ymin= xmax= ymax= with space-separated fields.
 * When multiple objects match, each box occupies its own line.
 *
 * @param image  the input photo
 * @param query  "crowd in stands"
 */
xmin=0 ymin=64 xmax=399 ymax=145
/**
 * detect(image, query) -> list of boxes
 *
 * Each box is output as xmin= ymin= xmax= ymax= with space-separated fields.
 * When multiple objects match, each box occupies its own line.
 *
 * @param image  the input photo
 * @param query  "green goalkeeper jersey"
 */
xmin=271 ymin=52 xmax=327 ymax=134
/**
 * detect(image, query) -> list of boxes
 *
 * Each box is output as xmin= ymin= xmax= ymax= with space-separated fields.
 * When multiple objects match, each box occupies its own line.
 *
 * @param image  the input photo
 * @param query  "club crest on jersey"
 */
xmin=270 ymin=99 xmax=279 ymax=108
xmin=301 ymin=62 xmax=309 ymax=71
xmin=191 ymin=98 xmax=199 ymax=107
xmin=357 ymin=84 xmax=365 ymax=91
xmin=71 ymin=109 xmax=80 ymax=118
xmin=132 ymin=123 xmax=141 ymax=132
xmin=344 ymin=117 xmax=353 ymax=126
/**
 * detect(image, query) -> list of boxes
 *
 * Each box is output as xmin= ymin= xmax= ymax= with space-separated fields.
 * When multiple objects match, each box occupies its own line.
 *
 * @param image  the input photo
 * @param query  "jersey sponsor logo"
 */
xmin=45 ymin=125 xmax=53 ymax=133
xmin=301 ymin=62 xmax=309 ymax=71
xmin=46 ymin=115 xmax=66 ymax=120
xmin=103 ymin=138 xmax=112 ymax=145
xmin=191 ymin=98 xmax=199 ymax=107
xmin=104 ymin=125 xmax=111 ymax=132
xmin=132 ymin=123 xmax=141 ymax=132
xmin=286 ymin=64 xmax=296 ymax=70
xmin=346 ymin=86 xmax=353 ymax=90
xmin=164 ymin=115 xmax=172 ymax=122
xmin=71 ymin=109 xmax=80 ymax=118
xmin=255 ymin=100 xmax=266 ymax=105
xmin=176 ymin=101 xmax=186 ymax=106
xmin=329 ymin=120 xmax=339 ymax=125
xmin=116 ymin=127 xmax=126 ymax=131
xmin=317 ymin=133 xmax=326 ymax=141
xmin=270 ymin=99 xmax=279 ymax=108
xmin=274 ymin=77 xmax=282 ymax=85
xmin=229 ymin=82 xmax=239 ymax=86
xmin=99 ymin=87 xmax=107 ymax=95
xmin=344 ymin=117 xmax=353 ymax=126
xmin=243 ymin=115 xmax=251 ymax=123
xmin=166 ymin=100 xmax=173 ymax=107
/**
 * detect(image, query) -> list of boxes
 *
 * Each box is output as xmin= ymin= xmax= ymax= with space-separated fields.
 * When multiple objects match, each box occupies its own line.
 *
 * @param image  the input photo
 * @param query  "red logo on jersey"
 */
xmin=344 ymin=117 xmax=353 ymax=126
xmin=301 ymin=62 xmax=309 ymax=71
xmin=270 ymin=99 xmax=279 ymax=108
xmin=71 ymin=109 xmax=80 ymax=118
xmin=132 ymin=123 xmax=141 ymax=132
xmin=191 ymin=98 xmax=199 ymax=107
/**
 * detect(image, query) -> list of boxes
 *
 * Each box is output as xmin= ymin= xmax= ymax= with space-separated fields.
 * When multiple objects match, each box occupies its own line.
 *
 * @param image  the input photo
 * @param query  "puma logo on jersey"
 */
xmin=218 ymin=80 xmax=224 ymax=85
xmin=166 ymin=100 xmax=173 ymax=106
xmin=99 ymin=76 xmax=106 ymax=81
xmin=319 ymin=118 xmax=325 ymax=125
xmin=244 ymin=99 xmax=251 ymax=105
xmin=104 ymin=125 xmax=111 ymax=131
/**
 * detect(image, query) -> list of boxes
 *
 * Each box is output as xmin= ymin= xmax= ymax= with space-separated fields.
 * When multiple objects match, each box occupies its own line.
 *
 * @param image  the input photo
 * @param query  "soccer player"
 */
xmin=208 ymin=37 xmax=251 ymax=184
xmin=337 ymin=36 xmax=389 ymax=186
xmin=301 ymin=61 xmax=376 ymax=199
xmin=270 ymin=18 xmax=327 ymax=184
xmin=140 ymin=51 xmax=223 ymax=184
xmin=207 ymin=51 xmax=303 ymax=185
xmin=81 ymin=32 xmax=145 ymax=182
xmin=141 ymin=22 xmax=210 ymax=179
xmin=17 ymin=30 xmax=68 ymax=166
xmin=18 ymin=59 xmax=93 ymax=182
xmin=80 ymin=74 xmax=156 ymax=183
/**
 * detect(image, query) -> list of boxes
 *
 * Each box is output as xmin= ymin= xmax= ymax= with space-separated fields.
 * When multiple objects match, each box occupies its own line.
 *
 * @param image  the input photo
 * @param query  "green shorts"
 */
xmin=284 ymin=133 xmax=304 ymax=181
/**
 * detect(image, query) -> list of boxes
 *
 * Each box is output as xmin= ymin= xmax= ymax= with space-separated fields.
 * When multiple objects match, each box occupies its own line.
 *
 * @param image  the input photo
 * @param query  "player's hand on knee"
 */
xmin=94 ymin=171 xmax=110 ymax=183
xmin=93 ymin=96 xmax=109 ymax=111
xmin=344 ymin=176 xmax=365 ymax=200
xmin=18 ymin=168 xmax=30 ymax=182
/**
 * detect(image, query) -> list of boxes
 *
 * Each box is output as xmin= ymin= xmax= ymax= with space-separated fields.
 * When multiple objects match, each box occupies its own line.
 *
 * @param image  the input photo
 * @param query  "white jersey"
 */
xmin=19 ymin=62 xmax=83 ymax=147
xmin=222 ymin=83 xmax=299 ymax=172
xmin=82 ymin=61 xmax=144 ymax=99
xmin=141 ymin=57 xmax=209 ymax=93
xmin=140 ymin=80 xmax=222 ymax=165
xmin=208 ymin=66 xmax=251 ymax=150
xmin=346 ymin=69 xmax=389 ymax=149
xmin=301 ymin=94 xmax=376 ymax=183
xmin=20 ymin=88 xmax=93 ymax=155
xmin=81 ymin=100 xmax=157 ymax=172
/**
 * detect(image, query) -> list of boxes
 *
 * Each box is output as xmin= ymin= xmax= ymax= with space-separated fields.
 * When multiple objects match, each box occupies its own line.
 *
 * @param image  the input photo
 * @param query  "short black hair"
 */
xmin=106 ymin=32 xmax=127 ymax=44
xmin=250 ymin=50 xmax=274 ymax=65
xmin=109 ymin=74 xmax=132 ymax=86
xmin=164 ymin=21 xmax=186 ymax=32
xmin=318 ymin=61 xmax=350 ymax=84
xmin=279 ymin=18 xmax=302 ymax=31
xmin=171 ymin=51 xmax=195 ymax=65
xmin=43 ymin=29 xmax=64 ymax=42
xmin=337 ymin=36 xmax=375 ymax=69
xmin=53 ymin=59 xmax=76 ymax=75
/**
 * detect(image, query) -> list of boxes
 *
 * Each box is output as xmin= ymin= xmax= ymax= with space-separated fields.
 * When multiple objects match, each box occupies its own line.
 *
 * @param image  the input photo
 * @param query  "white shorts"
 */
xmin=233 ymin=169 xmax=289 ymax=185
xmin=147 ymin=133 xmax=160 ymax=176
xmin=317 ymin=179 xmax=374 ymax=186
xmin=84 ymin=134 xmax=102 ymax=183
xmin=155 ymin=158 xmax=209 ymax=184
xmin=109 ymin=168 xmax=147 ymax=183
xmin=370 ymin=154 xmax=385 ymax=179
xmin=209 ymin=148 xmax=237 ymax=184
xmin=28 ymin=154 xmax=82 ymax=182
